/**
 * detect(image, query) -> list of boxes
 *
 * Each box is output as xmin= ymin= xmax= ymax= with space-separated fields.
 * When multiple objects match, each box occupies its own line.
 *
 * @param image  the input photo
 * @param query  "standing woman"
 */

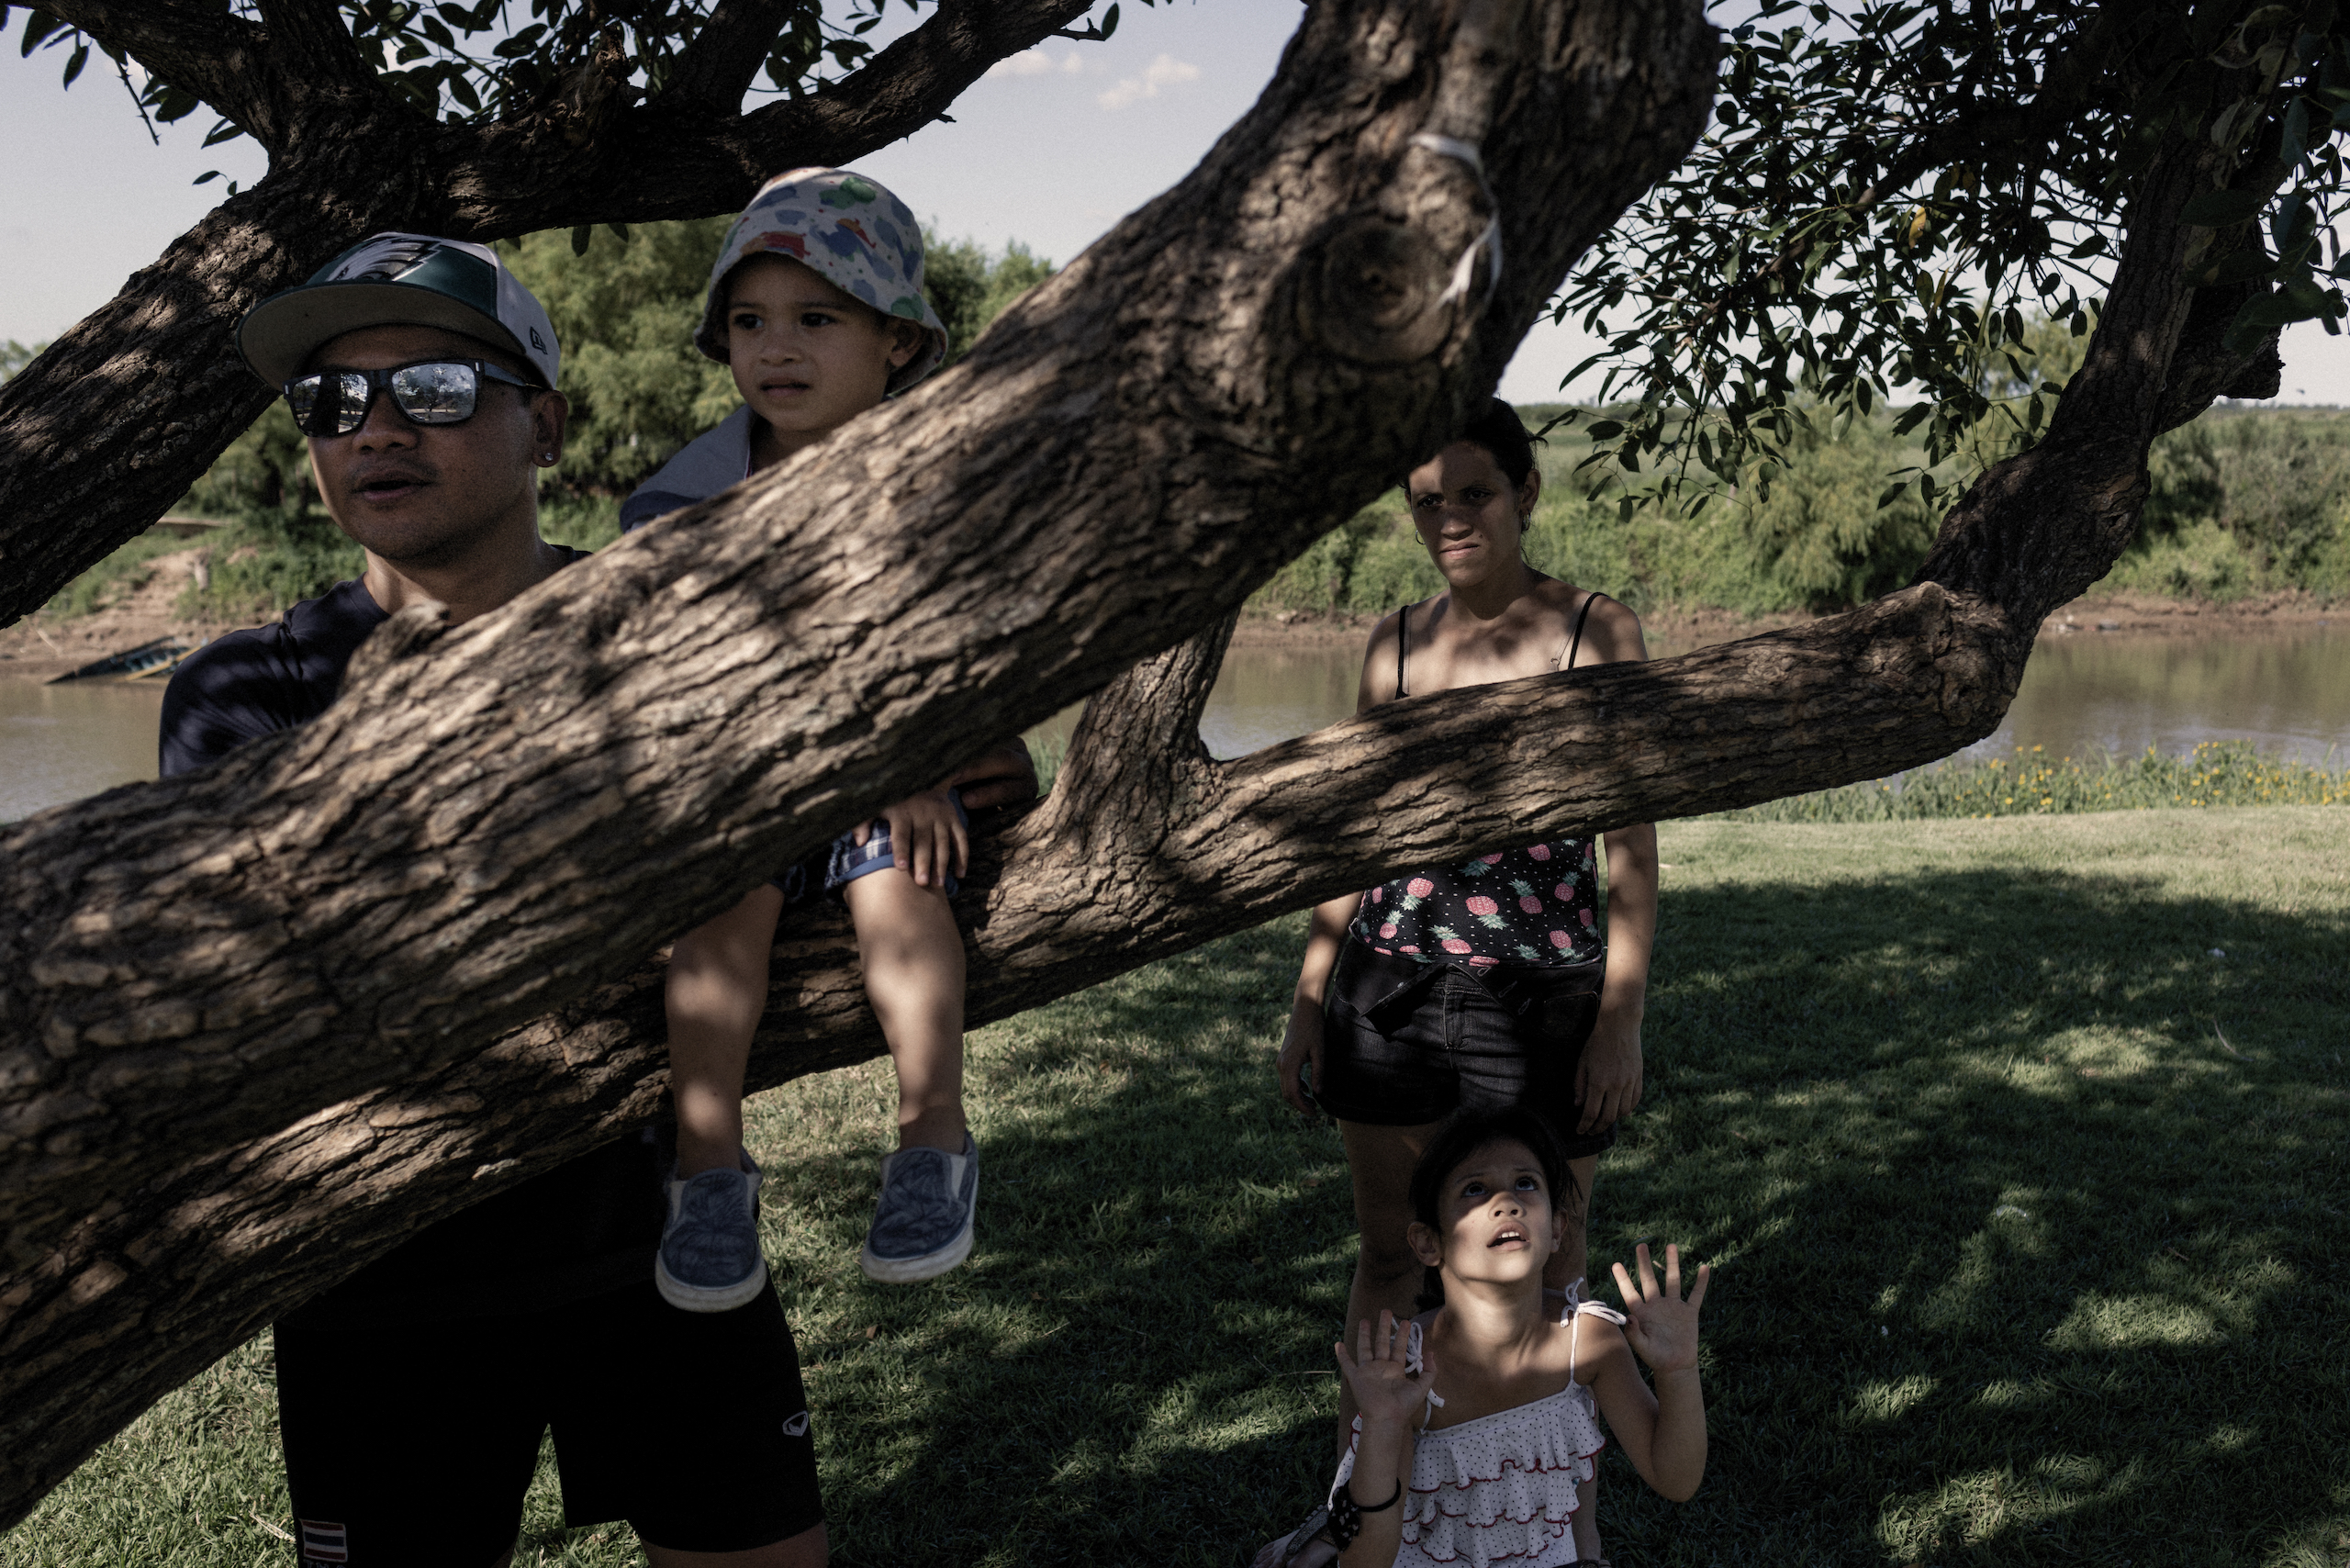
xmin=1277 ymin=398 xmax=1659 ymax=1467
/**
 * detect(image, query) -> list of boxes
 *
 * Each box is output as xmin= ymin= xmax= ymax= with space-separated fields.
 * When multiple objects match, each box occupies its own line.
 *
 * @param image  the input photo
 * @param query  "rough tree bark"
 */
xmin=0 ymin=0 xmax=1101 ymax=628
xmin=0 ymin=0 xmax=2277 ymax=1529
xmin=0 ymin=0 xmax=1725 ymax=1519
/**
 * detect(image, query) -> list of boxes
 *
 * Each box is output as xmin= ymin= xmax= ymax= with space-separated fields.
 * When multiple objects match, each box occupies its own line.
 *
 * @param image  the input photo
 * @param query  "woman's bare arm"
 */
xmin=1572 ymin=593 xmax=1655 ymax=1132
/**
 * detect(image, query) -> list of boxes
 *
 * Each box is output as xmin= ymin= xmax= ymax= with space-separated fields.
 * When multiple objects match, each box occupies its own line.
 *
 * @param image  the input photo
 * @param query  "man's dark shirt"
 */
xmin=160 ymin=561 xmax=665 ymax=1327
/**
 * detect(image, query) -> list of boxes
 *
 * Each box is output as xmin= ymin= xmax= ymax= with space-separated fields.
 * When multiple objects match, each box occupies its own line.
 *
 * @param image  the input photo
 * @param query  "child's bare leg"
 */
xmin=666 ymin=884 xmax=786 ymax=1176
xmin=842 ymin=869 xmax=967 ymax=1153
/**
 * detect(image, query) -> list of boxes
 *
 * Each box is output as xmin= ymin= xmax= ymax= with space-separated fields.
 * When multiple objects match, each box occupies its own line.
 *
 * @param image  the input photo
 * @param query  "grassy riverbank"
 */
xmin=14 ymin=808 xmax=2346 ymax=1565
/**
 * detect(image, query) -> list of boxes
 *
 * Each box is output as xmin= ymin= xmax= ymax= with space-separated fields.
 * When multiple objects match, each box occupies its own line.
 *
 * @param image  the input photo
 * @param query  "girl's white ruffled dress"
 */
xmin=1329 ymin=1298 xmax=1624 ymax=1567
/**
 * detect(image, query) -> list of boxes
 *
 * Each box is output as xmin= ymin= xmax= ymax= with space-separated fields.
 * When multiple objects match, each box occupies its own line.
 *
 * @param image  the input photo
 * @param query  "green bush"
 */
xmin=181 ymin=510 xmax=365 ymax=621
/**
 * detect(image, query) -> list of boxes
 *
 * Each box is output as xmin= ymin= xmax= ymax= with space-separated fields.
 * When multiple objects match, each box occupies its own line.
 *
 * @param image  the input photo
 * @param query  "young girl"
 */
xmin=622 ymin=168 xmax=1035 ymax=1309
xmin=1256 ymin=1108 xmax=1711 ymax=1568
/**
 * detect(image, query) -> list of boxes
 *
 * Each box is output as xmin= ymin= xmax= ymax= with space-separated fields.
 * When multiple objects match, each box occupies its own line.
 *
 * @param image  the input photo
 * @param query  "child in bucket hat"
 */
xmin=623 ymin=169 xmax=1034 ymax=1312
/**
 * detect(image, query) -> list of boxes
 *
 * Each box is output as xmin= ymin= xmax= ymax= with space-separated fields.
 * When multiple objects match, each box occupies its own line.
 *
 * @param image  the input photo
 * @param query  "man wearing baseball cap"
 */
xmin=162 ymin=234 xmax=828 ymax=1567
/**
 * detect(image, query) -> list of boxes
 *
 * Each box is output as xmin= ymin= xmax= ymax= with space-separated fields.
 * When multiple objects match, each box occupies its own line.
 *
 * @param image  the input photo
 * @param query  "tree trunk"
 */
xmin=0 ymin=0 xmax=2257 ymax=1529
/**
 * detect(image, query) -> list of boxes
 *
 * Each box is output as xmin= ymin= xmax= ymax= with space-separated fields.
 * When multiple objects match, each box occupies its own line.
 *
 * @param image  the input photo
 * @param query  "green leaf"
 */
xmin=2180 ymin=189 xmax=2267 ymax=227
xmin=570 ymin=225 xmax=592 ymax=257
xmin=1876 ymin=480 xmax=1908 ymax=509
xmin=19 ymin=7 xmax=62 ymax=57
xmin=1102 ymin=3 xmax=1121 ymax=39
xmin=1583 ymin=420 xmax=1625 ymax=440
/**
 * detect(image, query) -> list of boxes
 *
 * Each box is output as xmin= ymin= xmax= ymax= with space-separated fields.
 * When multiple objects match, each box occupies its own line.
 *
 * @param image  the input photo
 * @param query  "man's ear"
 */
xmin=530 ymin=388 xmax=570 ymax=465
xmin=1406 ymin=1221 xmax=1443 ymax=1270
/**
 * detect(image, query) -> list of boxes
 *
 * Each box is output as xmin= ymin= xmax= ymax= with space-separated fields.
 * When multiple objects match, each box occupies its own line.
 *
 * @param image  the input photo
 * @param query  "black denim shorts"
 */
xmin=1315 ymin=937 xmax=1617 ymax=1157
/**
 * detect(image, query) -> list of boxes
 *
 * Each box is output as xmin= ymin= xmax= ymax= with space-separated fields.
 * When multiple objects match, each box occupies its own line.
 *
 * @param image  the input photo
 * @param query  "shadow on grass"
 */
xmin=729 ymin=854 xmax=2347 ymax=1568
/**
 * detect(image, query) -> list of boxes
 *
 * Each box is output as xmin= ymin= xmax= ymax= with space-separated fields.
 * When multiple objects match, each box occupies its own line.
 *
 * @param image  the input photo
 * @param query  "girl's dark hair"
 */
xmin=1457 ymin=397 xmax=1539 ymax=488
xmin=1406 ymin=1106 xmax=1579 ymax=1312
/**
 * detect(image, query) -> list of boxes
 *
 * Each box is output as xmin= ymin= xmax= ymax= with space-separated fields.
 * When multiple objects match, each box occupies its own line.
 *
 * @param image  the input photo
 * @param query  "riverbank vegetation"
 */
xmin=27 ymin=265 xmax=2350 ymax=634
xmin=1714 ymin=740 xmax=2347 ymax=822
xmin=1251 ymin=401 xmax=2350 ymax=621
xmin=15 ymin=808 xmax=2344 ymax=1565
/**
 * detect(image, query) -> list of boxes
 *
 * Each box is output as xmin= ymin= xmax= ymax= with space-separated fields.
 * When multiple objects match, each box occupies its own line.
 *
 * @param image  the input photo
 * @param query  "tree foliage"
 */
xmin=1557 ymin=0 xmax=2350 ymax=517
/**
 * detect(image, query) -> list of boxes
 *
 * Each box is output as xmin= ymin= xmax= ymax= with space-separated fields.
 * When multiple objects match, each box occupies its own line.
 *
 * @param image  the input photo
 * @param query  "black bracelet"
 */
xmin=1326 ymin=1477 xmax=1405 ymax=1549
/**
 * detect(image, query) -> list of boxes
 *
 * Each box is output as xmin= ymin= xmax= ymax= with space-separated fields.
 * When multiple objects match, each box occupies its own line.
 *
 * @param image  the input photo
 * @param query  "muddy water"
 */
xmin=6 ymin=624 xmax=2346 ymax=823
xmin=1 ymin=678 xmax=168 ymax=823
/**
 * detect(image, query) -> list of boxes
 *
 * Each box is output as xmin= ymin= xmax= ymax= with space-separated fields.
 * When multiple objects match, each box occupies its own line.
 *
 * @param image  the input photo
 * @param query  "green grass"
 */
xmin=11 ymin=809 xmax=2347 ymax=1565
xmin=1717 ymin=741 xmax=2349 ymax=823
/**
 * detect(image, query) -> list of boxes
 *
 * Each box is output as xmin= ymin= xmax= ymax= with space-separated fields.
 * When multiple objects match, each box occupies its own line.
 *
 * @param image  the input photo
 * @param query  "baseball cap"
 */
xmin=239 ymin=232 xmax=560 ymax=389
xmin=694 ymin=167 xmax=950 ymax=394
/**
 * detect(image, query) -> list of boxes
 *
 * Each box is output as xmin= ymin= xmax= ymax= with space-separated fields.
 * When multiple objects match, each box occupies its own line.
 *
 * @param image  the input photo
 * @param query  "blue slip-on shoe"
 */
xmin=655 ymin=1153 xmax=768 ymax=1312
xmin=858 ymin=1132 xmax=978 ymax=1283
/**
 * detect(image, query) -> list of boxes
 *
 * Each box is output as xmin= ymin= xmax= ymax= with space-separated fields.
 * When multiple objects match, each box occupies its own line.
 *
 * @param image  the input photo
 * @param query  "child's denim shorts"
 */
xmin=774 ymin=789 xmax=967 ymax=904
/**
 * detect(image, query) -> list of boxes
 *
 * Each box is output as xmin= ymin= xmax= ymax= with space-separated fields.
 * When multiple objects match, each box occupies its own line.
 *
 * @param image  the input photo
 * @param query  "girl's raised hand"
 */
xmin=1334 ymin=1310 xmax=1433 ymax=1431
xmin=1611 ymin=1242 xmax=1709 ymax=1376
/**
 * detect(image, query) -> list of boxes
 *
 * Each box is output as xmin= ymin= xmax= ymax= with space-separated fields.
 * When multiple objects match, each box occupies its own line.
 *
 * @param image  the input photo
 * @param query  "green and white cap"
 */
xmin=239 ymin=232 xmax=560 ymax=389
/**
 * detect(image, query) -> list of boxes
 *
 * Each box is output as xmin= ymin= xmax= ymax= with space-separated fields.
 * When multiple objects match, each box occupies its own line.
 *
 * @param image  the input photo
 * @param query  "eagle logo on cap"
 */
xmin=333 ymin=237 xmax=441 ymax=284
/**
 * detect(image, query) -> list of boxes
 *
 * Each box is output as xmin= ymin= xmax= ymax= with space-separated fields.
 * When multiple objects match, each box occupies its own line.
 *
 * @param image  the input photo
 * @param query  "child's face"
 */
xmin=1408 ymin=1138 xmax=1567 ymax=1293
xmin=726 ymin=254 xmax=918 ymax=459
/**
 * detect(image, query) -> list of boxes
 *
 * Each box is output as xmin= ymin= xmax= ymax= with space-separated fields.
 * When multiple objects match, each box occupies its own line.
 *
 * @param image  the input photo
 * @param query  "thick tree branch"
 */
xmin=0 ymin=0 xmax=1718 ymax=1260
xmin=665 ymin=0 xmax=802 ymax=110
xmin=1917 ymin=115 xmax=2232 ymax=624
xmin=0 ymin=577 xmax=2009 ymax=1526
xmin=252 ymin=0 xmax=376 ymax=95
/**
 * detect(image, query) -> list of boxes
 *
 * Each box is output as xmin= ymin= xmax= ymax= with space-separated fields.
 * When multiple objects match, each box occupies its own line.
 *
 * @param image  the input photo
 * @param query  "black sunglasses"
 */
xmin=284 ymin=359 xmax=541 ymax=437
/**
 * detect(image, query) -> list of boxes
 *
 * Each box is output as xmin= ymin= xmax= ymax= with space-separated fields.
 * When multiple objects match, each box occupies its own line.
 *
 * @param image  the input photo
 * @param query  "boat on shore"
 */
xmin=45 ymin=637 xmax=197 ymax=685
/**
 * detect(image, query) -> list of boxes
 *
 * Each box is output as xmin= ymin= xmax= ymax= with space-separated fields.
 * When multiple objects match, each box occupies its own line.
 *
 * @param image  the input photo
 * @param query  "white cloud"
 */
xmin=1098 ymin=53 xmax=1200 ymax=110
xmin=989 ymin=50 xmax=1057 ymax=77
xmin=1063 ymin=52 xmax=1084 ymax=73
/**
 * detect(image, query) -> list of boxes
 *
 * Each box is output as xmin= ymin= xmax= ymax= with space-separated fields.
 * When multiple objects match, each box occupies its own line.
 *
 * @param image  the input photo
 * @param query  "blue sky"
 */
xmin=6 ymin=4 xmax=2347 ymax=403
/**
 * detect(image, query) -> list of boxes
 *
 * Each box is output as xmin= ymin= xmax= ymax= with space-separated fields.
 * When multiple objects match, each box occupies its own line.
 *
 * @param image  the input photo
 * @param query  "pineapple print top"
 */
xmin=1348 ymin=590 xmax=1613 ymax=969
xmin=1350 ymin=840 xmax=1602 ymax=967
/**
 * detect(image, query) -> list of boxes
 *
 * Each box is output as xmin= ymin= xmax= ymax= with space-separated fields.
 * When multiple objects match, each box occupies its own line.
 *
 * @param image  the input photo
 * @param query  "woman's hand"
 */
xmin=1334 ymin=1309 xmax=1431 ymax=1432
xmin=1277 ymin=998 xmax=1326 ymax=1117
xmin=856 ymin=788 xmax=967 ymax=889
xmin=1572 ymin=1008 xmax=1643 ymax=1134
xmin=1611 ymin=1242 xmax=1708 ymax=1376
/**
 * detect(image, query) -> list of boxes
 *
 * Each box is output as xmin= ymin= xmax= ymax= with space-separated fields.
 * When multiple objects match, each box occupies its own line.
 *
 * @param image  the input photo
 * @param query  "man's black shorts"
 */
xmin=1314 ymin=938 xmax=1618 ymax=1157
xmin=274 ymin=1281 xmax=822 ymax=1564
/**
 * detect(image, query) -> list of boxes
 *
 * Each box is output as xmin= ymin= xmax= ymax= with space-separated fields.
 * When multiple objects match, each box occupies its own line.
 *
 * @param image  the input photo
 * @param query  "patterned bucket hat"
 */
xmin=695 ymin=167 xmax=950 ymax=394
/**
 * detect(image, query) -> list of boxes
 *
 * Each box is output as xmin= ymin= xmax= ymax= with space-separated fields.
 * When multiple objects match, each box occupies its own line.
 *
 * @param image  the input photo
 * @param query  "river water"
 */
xmin=6 ymin=625 xmax=2346 ymax=823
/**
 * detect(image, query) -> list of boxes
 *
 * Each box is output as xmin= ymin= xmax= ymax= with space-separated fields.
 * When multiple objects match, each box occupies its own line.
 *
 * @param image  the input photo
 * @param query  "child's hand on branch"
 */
xmin=858 ymin=788 xmax=968 ymax=888
xmin=1334 ymin=1310 xmax=1432 ymax=1433
xmin=1612 ymin=1242 xmax=1708 ymax=1377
